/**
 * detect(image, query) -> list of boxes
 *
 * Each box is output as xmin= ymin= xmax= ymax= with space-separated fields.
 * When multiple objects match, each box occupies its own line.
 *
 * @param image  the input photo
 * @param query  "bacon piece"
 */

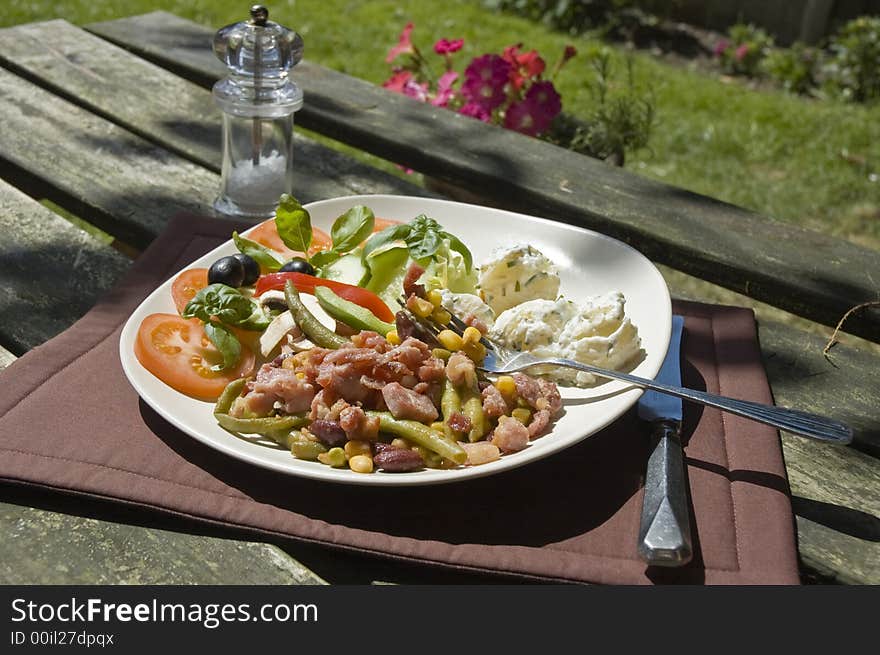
xmin=492 ymin=416 xmax=530 ymax=453
xmin=446 ymin=352 xmax=477 ymax=388
xmin=512 ymin=373 xmax=562 ymax=416
xmin=481 ymin=384 xmax=508 ymax=418
xmin=462 ymin=442 xmax=501 ymax=466
xmin=248 ymin=363 xmax=315 ymax=414
xmin=447 ymin=411 xmax=472 ymax=434
xmin=381 ymin=382 xmax=439 ymax=423
xmin=339 ymin=405 xmax=380 ymax=442
xmin=527 ymin=409 xmax=552 ymax=438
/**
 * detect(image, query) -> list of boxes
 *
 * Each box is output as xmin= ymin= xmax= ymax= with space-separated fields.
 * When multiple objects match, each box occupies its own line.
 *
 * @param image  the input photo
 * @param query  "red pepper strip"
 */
xmin=254 ymin=272 xmax=395 ymax=323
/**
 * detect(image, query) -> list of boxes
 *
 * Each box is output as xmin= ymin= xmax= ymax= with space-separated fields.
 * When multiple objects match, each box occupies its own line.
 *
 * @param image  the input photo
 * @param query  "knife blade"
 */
xmin=637 ymin=315 xmax=692 ymax=567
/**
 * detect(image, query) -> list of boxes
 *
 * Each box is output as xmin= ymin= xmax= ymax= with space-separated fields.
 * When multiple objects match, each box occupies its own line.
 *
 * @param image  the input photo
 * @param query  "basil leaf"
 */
xmin=232 ymin=232 xmax=282 ymax=272
xmin=362 ymin=223 xmax=411 ymax=260
xmin=442 ymin=232 xmax=473 ymax=272
xmin=204 ymin=322 xmax=241 ymax=372
xmin=330 ymin=205 xmax=375 ymax=254
xmin=183 ymin=284 xmax=263 ymax=327
xmin=275 ymin=194 xmax=312 ymax=253
xmin=310 ymin=249 xmax=342 ymax=270
xmin=406 ymin=225 xmax=443 ymax=260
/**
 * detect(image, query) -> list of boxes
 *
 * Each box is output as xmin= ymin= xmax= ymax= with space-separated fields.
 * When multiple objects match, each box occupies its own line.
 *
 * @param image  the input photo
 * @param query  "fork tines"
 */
xmin=398 ymin=295 xmax=495 ymax=351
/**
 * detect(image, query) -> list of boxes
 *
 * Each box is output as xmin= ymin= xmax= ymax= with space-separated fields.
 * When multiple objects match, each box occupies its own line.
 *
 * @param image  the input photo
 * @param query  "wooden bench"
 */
xmin=0 ymin=12 xmax=876 ymax=584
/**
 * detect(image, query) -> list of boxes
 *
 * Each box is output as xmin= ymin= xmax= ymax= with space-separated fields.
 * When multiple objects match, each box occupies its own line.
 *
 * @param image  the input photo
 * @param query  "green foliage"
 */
xmin=761 ymin=42 xmax=819 ymax=95
xmin=824 ymin=16 xmax=880 ymax=103
xmin=714 ymin=23 xmax=774 ymax=77
xmin=564 ymin=47 xmax=654 ymax=165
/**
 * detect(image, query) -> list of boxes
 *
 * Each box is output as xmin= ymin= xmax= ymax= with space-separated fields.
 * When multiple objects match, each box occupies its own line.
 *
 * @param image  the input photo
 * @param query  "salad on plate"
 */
xmin=132 ymin=195 xmax=643 ymax=475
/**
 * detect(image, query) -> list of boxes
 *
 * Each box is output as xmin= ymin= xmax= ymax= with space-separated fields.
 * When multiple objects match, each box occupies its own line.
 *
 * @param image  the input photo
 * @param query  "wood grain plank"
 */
xmin=0 ymin=20 xmax=423 ymax=203
xmin=0 ymin=66 xmax=217 ymax=248
xmin=86 ymin=11 xmax=880 ymax=343
xmin=0 ymin=178 xmax=130 ymax=353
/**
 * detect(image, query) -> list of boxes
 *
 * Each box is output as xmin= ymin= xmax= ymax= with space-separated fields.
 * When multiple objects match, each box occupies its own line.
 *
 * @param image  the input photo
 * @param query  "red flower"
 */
xmin=503 ymin=81 xmax=561 ymax=136
xmin=735 ymin=43 xmax=751 ymax=61
xmin=459 ymin=102 xmax=492 ymax=123
xmin=713 ymin=39 xmax=730 ymax=57
xmin=382 ymin=69 xmax=414 ymax=93
xmin=386 ymin=23 xmax=415 ymax=63
xmin=502 ymin=44 xmax=546 ymax=90
xmin=434 ymin=38 xmax=464 ymax=55
xmin=461 ymin=54 xmax=511 ymax=110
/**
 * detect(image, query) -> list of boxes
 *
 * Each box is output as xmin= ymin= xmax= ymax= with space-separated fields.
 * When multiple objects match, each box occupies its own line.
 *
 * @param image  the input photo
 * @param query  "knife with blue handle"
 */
xmin=637 ymin=315 xmax=692 ymax=567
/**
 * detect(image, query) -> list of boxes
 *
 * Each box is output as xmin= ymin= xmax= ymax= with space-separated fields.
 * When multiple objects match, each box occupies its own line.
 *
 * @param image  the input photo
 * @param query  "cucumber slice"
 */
xmin=320 ymin=252 xmax=367 ymax=286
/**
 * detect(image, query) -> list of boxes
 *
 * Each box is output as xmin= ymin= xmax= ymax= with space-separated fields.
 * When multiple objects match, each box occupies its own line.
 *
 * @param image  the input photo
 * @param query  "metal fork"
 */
xmin=402 ymin=302 xmax=853 ymax=445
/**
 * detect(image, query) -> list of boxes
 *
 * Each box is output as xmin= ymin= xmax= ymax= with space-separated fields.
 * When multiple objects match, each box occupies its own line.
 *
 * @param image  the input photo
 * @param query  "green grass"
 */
xmin=2 ymin=0 xmax=879 ymax=249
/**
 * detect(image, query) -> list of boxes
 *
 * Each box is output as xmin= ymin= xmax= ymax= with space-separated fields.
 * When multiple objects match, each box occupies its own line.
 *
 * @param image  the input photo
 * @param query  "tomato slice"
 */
xmin=171 ymin=268 xmax=209 ymax=314
xmin=373 ymin=217 xmax=402 ymax=232
xmin=254 ymin=272 xmax=395 ymax=323
xmin=134 ymin=313 xmax=255 ymax=401
xmin=245 ymin=219 xmax=332 ymax=261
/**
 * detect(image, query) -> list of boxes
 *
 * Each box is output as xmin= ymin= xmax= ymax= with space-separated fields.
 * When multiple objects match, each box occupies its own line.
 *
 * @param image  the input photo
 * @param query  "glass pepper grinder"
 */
xmin=212 ymin=5 xmax=304 ymax=219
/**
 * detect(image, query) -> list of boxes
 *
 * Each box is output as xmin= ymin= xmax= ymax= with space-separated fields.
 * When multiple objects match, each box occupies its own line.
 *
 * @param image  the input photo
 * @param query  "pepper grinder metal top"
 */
xmin=212 ymin=5 xmax=304 ymax=220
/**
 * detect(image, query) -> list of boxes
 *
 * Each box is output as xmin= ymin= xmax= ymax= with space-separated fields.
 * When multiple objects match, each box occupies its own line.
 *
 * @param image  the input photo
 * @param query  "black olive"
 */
xmin=208 ymin=255 xmax=245 ymax=287
xmin=233 ymin=253 xmax=260 ymax=285
xmin=279 ymin=257 xmax=316 ymax=276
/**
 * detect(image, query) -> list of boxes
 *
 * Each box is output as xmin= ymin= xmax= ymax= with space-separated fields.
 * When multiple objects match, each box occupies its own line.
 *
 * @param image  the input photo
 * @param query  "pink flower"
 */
xmin=431 ymin=71 xmax=459 ymax=107
xmin=735 ymin=43 xmax=750 ymax=61
xmin=403 ymin=79 xmax=429 ymax=103
xmin=502 ymin=44 xmax=546 ymax=90
xmin=461 ymin=54 xmax=511 ymax=110
xmin=459 ymin=102 xmax=492 ymax=123
xmin=386 ymin=23 xmax=415 ymax=63
xmin=713 ymin=39 xmax=729 ymax=57
xmin=434 ymin=38 xmax=464 ymax=55
xmin=503 ymin=81 xmax=561 ymax=136
xmin=382 ymin=69 xmax=413 ymax=93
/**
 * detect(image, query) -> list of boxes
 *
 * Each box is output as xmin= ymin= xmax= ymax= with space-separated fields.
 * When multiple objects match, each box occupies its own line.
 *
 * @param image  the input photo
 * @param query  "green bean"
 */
xmin=214 ymin=377 xmax=249 ymax=415
xmin=215 ymin=412 xmax=309 ymax=434
xmin=440 ymin=379 xmax=463 ymax=441
xmin=284 ymin=280 xmax=349 ymax=349
xmin=366 ymin=411 xmax=467 ymax=465
xmin=290 ymin=432 xmax=328 ymax=461
xmin=461 ymin=388 xmax=487 ymax=443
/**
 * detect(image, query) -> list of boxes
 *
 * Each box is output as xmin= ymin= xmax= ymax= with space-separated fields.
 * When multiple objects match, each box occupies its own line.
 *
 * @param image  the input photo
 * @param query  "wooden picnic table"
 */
xmin=0 ymin=12 xmax=877 ymax=585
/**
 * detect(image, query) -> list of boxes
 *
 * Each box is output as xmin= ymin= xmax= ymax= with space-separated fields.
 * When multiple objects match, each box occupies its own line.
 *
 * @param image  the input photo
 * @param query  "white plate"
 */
xmin=119 ymin=195 xmax=671 ymax=486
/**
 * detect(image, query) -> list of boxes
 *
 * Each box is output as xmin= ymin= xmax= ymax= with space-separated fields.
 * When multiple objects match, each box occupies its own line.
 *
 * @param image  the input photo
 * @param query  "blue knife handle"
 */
xmin=637 ymin=421 xmax=693 ymax=567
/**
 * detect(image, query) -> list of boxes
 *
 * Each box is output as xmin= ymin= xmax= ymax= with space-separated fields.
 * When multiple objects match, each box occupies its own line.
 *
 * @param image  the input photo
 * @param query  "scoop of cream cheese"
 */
xmin=489 ymin=291 xmax=641 ymax=386
xmin=477 ymin=245 xmax=560 ymax=315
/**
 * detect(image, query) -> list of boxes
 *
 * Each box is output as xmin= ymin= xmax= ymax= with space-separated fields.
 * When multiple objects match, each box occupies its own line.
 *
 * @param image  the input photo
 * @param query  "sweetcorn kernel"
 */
xmin=494 ymin=375 xmax=517 ymax=398
xmin=281 ymin=357 xmax=297 ymax=370
xmin=349 ymin=454 xmax=374 ymax=474
xmin=407 ymin=295 xmax=435 ymax=318
xmin=344 ymin=440 xmax=371 ymax=458
xmin=461 ymin=326 xmax=482 ymax=345
xmin=463 ymin=341 xmax=487 ymax=363
xmin=390 ymin=438 xmax=411 ymax=449
xmin=437 ymin=329 xmax=463 ymax=352
xmin=386 ymin=329 xmax=401 ymax=345
xmin=426 ymin=289 xmax=443 ymax=307
xmin=318 ymin=447 xmax=347 ymax=468
xmin=431 ymin=307 xmax=451 ymax=325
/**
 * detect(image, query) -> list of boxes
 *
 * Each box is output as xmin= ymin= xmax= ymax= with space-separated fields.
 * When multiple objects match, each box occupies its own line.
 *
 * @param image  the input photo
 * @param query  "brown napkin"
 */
xmin=0 ymin=215 xmax=799 ymax=585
